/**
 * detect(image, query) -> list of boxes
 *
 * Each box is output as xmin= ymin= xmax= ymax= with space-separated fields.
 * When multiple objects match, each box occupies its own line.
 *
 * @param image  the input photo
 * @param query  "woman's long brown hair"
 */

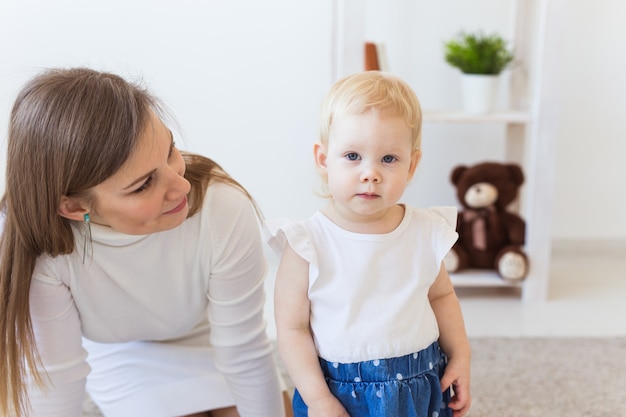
xmin=0 ymin=67 xmax=254 ymax=416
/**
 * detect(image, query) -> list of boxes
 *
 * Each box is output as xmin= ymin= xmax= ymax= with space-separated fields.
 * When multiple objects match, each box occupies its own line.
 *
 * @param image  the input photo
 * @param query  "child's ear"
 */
xmin=58 ymin=196 xmax=89 ymax=221
xmin=313 ymin=142 xmax=328 ymax=174
xmin=407 ymin=150 xmax=422 ymax=180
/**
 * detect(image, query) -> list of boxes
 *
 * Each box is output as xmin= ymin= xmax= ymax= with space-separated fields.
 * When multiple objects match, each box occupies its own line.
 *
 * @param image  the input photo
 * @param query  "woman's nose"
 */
xmin=166 ymin=177 xmax=191 ymax=200
xmin=165 ymin=164 xmax=191 ymax=200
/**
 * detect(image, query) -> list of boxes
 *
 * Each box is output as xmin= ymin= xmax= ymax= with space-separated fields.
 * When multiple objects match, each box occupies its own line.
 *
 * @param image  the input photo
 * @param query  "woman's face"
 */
xmin=86 ymin=113 xmax=191 ymax=235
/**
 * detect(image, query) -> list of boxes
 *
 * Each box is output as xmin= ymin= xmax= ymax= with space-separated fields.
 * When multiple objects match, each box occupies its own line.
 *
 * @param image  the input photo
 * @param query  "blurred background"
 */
xmin=1 ymin=0 xmax=624 ymax=245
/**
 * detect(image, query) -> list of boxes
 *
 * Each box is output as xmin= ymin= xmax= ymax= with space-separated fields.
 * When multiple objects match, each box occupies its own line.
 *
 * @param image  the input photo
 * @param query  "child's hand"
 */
xmin=306 ymin=393 xmax=350 ymax=417
xmin=440 ymin=356 xmax=471 ymax=417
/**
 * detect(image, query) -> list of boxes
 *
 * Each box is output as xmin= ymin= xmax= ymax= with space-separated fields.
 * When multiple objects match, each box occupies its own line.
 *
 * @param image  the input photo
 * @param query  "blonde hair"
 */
xmin=319 ymin=71 xmax=422 ymax=151
xmin=0 ymin=67 xmax=253 ymax=416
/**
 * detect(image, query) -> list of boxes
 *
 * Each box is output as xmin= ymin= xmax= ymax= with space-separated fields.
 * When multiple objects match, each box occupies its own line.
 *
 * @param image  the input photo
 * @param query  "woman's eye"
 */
xmin=134 ymin=176 xmax=153 ymax=193
xmin=382 ymin=155 xmax=397 ymax=163
xmin=345 ymin=153 xmax=360 ymax=161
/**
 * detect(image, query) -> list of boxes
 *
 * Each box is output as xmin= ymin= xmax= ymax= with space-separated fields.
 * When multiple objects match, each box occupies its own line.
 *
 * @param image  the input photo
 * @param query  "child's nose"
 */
xmin=360 ymin=166 xmax=381 ymax=183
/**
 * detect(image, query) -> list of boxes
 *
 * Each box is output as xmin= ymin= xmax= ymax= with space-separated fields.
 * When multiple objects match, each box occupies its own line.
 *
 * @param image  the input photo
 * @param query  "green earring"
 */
xmin=82 ymin=213 xmax=92 ymax=263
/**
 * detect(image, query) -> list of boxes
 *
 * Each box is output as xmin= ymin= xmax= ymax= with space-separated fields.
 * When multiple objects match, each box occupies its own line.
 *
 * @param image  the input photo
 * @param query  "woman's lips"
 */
xmin=165 ymin=196 xmax=188 ymax=215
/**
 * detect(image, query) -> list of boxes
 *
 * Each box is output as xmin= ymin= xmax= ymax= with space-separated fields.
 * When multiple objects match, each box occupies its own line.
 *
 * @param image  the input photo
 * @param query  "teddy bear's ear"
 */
xmin=450 ymin=165 xmax=468 ymax=186
xmin=506 ymin=163 xmax=525 ymax=186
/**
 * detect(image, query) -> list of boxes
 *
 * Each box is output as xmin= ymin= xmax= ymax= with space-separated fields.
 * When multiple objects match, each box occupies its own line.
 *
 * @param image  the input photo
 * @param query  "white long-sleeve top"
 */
xmin=26 ymin=183 xmax=284 ymax=417
xmin=267 ymin=205 xmax=457 ymax=364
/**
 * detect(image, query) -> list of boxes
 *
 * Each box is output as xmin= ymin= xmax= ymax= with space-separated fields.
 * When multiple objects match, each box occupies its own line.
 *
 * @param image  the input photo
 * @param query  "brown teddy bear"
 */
xmin=444 ymin=161 xmax=529 ymax=282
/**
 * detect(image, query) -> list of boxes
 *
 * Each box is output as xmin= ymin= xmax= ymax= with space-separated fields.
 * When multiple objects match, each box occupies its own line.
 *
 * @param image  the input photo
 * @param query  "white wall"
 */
xmin=553 ymin=1 xmax=626 ymax=240
xmin=0 ymin=0 xmax=333 ymax=222
xmin=1 ymin=0 xmax=625 ymax=241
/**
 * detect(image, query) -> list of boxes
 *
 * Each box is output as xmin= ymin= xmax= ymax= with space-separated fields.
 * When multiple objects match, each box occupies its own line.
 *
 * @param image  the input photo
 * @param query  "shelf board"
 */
xmin=423 ymin=110 xmax=531 ymax=124
xmin=450 ymin=270 xmax=522 ymax=288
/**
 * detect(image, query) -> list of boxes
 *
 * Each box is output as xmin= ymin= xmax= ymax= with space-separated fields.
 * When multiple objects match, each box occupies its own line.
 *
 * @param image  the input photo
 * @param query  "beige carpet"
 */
xmin=83 ymin=337 xmax=626 ymax=416
xmin=465 ymin=337 xmax=626 ymax=417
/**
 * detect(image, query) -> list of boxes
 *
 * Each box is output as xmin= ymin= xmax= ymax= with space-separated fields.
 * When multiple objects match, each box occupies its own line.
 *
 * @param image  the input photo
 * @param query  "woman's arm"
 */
xmin=28 ymin=271 xmax=91 ymax=417
xmin=274 ymin=244 xmax=349 ymax=417
xmin=429 ymin=263 xmax=472 ymax=417
xmin=207 ymin=186 xmax=285 ymax=417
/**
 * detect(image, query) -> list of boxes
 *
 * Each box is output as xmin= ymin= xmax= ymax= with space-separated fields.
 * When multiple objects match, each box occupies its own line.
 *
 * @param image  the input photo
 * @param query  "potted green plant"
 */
xmin=443 ymin=31 xmax=514 ymax=113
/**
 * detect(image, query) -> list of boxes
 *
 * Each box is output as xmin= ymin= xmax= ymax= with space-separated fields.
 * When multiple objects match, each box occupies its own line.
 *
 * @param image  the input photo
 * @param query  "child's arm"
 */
xmin=429 ymin=263 xmax=472 ymax=417
xmin=274 ymin=244 xmax=349 ymax=417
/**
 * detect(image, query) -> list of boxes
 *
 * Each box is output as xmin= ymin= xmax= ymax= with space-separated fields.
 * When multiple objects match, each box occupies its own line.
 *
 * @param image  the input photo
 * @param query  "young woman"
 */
xmin=0 ymin=67 xmax=290 ymax=417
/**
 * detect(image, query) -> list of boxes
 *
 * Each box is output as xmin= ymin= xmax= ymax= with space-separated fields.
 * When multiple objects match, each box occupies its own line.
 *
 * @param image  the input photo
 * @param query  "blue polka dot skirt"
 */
xmin=293 ymin=342 xmax=452 ymax=417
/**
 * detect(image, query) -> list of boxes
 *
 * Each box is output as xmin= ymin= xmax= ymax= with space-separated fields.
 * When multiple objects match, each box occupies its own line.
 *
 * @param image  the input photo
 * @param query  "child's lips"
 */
xmin=357 ymin=192 xmax=379 ymax=199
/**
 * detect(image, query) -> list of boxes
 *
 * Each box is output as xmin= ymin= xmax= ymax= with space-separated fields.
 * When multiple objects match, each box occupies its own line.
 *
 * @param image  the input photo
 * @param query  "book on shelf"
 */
xmin=364 ymin=42 xmax=388 ymax=72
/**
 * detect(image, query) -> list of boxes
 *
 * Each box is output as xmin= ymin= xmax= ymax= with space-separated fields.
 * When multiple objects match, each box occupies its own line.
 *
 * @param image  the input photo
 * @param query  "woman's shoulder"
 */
xmin=196 ymin=181 xmax=257 ymax=222
xmin=205 ymin=181 xmax=251 ymax=205
xmin=32 ymin=252 xmax=72 ymax=285
xmin=193 ymin=182 xmax=260 ymax=240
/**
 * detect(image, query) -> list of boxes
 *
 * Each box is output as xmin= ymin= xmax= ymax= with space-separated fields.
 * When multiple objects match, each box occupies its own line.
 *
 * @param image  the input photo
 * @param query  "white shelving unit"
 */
xmin=424 ymin=106 xmax=529 ymax=293
xmin=333 ymin=0 xmax=563 ymax=302
xmin=430 ymin=0 xmax=563 ymax=302
xmin=448 ymin=270 xmax=522 ymax=288
xmin=423 ymin=110 xmax=531 ymax=124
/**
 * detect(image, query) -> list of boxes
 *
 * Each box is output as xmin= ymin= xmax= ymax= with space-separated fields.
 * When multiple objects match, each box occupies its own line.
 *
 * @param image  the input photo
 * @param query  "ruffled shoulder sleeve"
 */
xmin=264 ymin=218 xmax=318 ymax=267
xmin=424 ymin=206 xmax=459 ymax=264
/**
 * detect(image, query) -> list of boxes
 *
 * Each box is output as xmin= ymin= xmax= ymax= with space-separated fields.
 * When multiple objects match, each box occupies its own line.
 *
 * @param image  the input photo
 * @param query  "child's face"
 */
xmin=315 ymin=109 xmax=419 ymax=222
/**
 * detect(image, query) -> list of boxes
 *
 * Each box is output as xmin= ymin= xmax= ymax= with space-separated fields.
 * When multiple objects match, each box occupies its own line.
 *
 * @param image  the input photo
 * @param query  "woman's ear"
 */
xmin=58 ymin=196 xmax=89 ymax=221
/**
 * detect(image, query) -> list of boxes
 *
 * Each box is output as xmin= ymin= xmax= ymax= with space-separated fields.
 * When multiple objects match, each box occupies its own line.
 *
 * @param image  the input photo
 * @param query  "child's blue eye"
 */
xmin=382 ymin=155 xmax=397 ymax=163
xmin=346 ymin=153 xmax=360 ymax=161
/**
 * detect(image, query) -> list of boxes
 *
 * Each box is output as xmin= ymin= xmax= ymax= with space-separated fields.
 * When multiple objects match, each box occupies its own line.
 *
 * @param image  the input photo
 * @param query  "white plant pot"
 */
xmin=461 ymin=74 xmax=499 ymax=114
